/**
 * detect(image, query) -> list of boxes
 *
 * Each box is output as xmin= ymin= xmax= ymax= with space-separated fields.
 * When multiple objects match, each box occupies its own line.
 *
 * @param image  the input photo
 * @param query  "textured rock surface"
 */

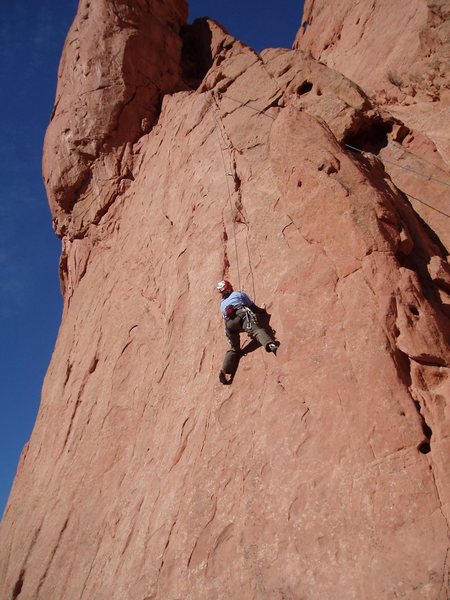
xmin=296 ymin=0 xmax=450 ymax=264
xmin=43 ymin=0 xmax=188 ymax=236
xmin=1 ymin=1 xmax=450 ymax=599
xmin=295 ymin=0 xmax=449 ymax=110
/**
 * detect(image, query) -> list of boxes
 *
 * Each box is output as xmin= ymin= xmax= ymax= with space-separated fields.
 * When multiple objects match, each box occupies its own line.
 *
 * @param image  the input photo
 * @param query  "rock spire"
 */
xmin=1 ymin=1 xmax=449 ymax=599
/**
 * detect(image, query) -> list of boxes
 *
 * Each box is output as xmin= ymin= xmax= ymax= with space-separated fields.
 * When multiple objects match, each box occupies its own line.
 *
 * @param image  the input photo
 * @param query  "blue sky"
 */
xmin=0 ymin=0 xmax=303 ymax=518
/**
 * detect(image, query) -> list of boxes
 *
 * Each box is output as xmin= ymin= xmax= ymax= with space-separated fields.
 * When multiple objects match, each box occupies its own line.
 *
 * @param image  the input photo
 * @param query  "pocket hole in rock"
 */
xmin=297 ymin=81 xmax=313 ymax=95
xmin=418 ymin=441 xmax=431 ymax=454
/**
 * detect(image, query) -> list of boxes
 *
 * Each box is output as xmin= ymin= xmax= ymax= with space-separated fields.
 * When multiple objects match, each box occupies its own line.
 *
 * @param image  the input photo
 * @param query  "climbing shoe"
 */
xmin=267 ymin=343 xmax=278 ymax=354
xmin=219 ymin=370 xmax=230 ymax=384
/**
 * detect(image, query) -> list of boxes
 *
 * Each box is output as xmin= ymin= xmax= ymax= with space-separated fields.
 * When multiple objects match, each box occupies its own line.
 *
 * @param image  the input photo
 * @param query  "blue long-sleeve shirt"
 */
xmin=220 ymin=291 xmax=253 ymax=318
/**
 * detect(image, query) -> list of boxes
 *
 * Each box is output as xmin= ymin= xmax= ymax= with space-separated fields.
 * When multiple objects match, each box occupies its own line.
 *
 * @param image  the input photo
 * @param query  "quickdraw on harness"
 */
xmin=224 ymin=305 xmax=257 ymax=331
xmin=241 ymin=306 xmax=258 ymax=331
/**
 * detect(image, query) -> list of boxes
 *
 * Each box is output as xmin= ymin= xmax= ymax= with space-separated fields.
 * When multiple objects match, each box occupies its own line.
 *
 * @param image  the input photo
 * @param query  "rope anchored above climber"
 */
xmin=217 ymin=280 xmax=279 ymax=385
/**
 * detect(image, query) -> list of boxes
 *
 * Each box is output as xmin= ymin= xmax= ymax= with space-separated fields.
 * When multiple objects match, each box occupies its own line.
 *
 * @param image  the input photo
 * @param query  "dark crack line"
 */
xmin=438 ymin=546 xmax=450 ymax=600
xmin=158 ymin=520 xmax=176 ymax=573
xmin=79 ymin=533 xmax=104 ymax=598
xmin=187 ymin=496 xmax=218 ymax=569
xmin=35 ymin=517 xmax=70 ymax=596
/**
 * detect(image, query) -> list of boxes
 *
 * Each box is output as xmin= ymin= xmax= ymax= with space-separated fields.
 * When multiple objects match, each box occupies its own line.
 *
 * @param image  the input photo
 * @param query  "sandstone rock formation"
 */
xmin=296 ymin=0 xmax=450 ymax=252
xmin=43 ymin=0 xmax=188 ymax=235
xmin=1 ymin=1 xmax=449 ymax=599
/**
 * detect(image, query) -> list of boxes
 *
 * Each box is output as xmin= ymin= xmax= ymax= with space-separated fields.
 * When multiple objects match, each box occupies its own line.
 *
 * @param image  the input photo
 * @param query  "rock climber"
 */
xmin=217 ymin=280 xmax=279 ymax=384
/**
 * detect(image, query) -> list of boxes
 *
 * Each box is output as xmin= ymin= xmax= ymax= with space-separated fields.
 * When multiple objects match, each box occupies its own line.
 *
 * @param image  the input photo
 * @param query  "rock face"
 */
xmin=295 ymin=0 xmax=449 ymax=111
xmin=1 ymin=1 xmax=450 ymax=599
xmin=43 ymin=0 xmax=188 ymax=236
xmin=295 ymin=0 xmax=450 ymax=254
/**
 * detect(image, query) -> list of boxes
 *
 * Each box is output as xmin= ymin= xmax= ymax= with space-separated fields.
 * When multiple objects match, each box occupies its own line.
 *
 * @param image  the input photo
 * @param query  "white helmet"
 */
xmin=216 ymin=280 xmax=233 ymax=293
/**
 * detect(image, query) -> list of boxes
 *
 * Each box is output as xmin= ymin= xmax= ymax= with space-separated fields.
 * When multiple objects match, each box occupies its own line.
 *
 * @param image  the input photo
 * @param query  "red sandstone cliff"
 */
xmin=296 ymin=0 xmax=450 ymax=252
xmin=1 ymin=1 xmax=449 ymax=599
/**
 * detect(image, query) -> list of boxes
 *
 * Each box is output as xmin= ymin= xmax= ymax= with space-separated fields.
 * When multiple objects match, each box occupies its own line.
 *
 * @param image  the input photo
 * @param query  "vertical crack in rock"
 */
xmin=413 ymin=397 xmax=433 ymax=454
xmin=199 ymin=406 xmax=212 ymax=457
xmin=63 ymin=361 xmax=73 ymax=388
xmin=60 ymin=354 xmax=100 ymax=456
xmin=170 ymin=417 xmax=194 ymax=470
xmin=159 ymin=520 xmax=177 ymax=573
xmin=79 ymin=533 xmax=104 ymax=598
xmin=221 ymin=223 xmax=230 ymax=276
xmin=8 ymin=522 xmax=44 ymax=599
xmin=212 ymin=93 xmax=256 ymax=295
xmin=438 ymin=547 xmax=450 ymax=600
xmin=60 ymin=398 xmax=82 ymax=456
xmin=35 ymin=517 xmax=70 ymax=597
xmin=10 ymin=569 xmax=24 ymax=600
xmin=428 ymin=464 xmax=450 ymax=600
xmin=187 ymin=495 xmax=218 ymax=569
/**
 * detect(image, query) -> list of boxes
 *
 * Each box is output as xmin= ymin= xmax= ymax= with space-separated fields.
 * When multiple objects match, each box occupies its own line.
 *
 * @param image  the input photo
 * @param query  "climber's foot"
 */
xmin=219 ymin=370 xmax=231 ymax=385
xmin=266 ymin=342 xmax=279 ymax=354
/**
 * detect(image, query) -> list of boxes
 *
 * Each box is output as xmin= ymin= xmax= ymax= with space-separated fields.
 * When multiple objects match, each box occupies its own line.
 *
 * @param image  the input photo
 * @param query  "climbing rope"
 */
xmin=210 ymin=91 xmax=242 ymax=290
xmin=213 ymin=93 xmax=450 ymax=193
xmin=402 ymin=194 xmax=450 ymax=218
xmin=219 ymin=93 xmax=277 ymax=120
xmin=208 ymin=91 xmax=282 ymax=292
xmin=208 ymin=91 xmax=449 ymax=286
xmin=345 ymin=144 xmax=450 ymax=189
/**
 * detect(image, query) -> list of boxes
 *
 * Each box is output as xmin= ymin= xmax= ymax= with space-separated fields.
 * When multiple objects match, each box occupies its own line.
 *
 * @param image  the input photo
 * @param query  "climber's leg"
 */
xmin=247 ymin=320 xmax=278 ymax=352
xmin=222 ymin=328 xmax=241 ymax=375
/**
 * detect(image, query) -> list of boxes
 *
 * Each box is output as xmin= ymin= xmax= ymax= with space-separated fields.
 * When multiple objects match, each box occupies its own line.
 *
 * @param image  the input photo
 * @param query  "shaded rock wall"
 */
xmin=296 ymin=0 xmax=450 ymax=290
xmin=1 ymin=1 xmax=450 ymax=599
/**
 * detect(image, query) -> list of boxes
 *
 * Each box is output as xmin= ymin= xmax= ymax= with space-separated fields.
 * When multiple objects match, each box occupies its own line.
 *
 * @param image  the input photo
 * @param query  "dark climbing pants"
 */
xmin=222 ymin=308 xmax=275 ymax=374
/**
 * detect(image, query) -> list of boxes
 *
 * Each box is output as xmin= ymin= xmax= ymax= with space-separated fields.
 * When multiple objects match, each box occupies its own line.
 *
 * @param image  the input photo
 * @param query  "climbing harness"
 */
xmin=224 ymin=304 xmax=257 ymax=331
xmin=241 ymin=306 xmax=258 ymax=331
